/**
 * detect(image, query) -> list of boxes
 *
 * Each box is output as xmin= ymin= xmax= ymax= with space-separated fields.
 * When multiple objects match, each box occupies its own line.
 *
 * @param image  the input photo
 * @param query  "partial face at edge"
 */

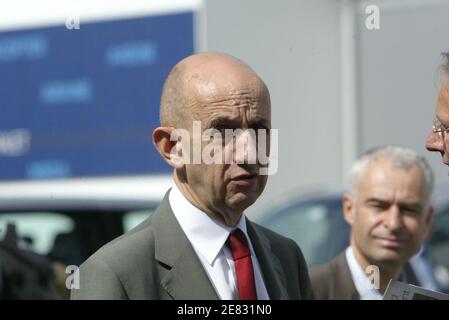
xmin=426 ymin=78 xmax=449 ymax=168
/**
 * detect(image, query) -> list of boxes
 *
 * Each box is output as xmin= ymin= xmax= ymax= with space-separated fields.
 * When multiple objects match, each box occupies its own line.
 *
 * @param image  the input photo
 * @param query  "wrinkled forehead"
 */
xmin=196 ymin=82 xmax=269 ymax=117
xmin=186 ymin=71 xmax=270 ymax=119
xmin=192 ymin=76 xmax=269 ymax=104
xmin=436 ymin=77 xmax=449 ymax=124
xmin=441 ymin=76 xmax=449 ymax=96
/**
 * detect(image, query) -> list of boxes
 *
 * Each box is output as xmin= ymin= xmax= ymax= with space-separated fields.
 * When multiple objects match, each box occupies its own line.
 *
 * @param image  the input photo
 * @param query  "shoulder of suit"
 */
xmin=249 ymin=220 xmax=299 ymax=248
xmin=309 ymin=260 xmax=335 ymax=284
xmin=309 ymin=254 xmax=345 ymax=299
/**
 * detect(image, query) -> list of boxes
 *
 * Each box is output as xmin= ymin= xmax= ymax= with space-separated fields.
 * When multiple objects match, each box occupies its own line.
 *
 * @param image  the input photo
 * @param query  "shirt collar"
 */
xmin=169 ymin=183 xmax=249 ymax=265
xmin=345 ymin=246 xmax=383 ymax=300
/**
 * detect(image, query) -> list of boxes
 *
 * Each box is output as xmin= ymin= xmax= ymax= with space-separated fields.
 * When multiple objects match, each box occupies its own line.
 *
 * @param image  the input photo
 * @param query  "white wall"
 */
xmin=3 ymin=0 xmax=449 ymax=219
xmin=357 ymin=0 xmax=449 ymax=184
xmin=0 ymin=0 xmax=203 ymax=31
xmin=0 ymin=0 xmax=344 ymax=218
xmin=205 ymin=0 xmax=344 ymax=217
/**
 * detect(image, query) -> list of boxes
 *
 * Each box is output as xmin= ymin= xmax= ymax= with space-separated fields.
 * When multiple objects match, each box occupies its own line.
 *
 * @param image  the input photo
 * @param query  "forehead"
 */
xmin=189 ymin=77 xmax=271 ymax=123
xmin=358 ymin=160 xmax=425 ymax=201
xmin=436 ymin=79 xmax=449 ymax=125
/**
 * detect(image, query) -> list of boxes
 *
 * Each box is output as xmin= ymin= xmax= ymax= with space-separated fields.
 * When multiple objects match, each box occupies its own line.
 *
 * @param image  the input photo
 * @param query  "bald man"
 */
xmin=71 ymin=53 xmax=314 ymax=300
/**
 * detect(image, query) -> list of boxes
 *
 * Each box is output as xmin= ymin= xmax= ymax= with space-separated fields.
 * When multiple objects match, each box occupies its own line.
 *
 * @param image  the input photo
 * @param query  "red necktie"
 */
xmin=227 ymin=229 xmax=257 ymax=300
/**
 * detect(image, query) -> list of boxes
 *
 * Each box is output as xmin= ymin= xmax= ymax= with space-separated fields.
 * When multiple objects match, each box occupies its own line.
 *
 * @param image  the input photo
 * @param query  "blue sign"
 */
xmin=0 ymin=12 xmax=195 ymax=180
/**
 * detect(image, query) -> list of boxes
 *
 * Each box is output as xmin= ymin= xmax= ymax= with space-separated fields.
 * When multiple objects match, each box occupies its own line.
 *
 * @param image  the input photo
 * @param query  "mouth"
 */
xmin=441 ymin=153 xmax=449 ymax=165
xmin=229 ymin=173 xmax=258 ymax=187
xmin=374 ymin=236 xmax=406 ymax=249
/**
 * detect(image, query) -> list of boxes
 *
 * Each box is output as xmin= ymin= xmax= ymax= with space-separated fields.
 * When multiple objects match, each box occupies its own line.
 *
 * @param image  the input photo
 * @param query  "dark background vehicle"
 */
xmin=0 ymin=176 xmax=172 ymax=299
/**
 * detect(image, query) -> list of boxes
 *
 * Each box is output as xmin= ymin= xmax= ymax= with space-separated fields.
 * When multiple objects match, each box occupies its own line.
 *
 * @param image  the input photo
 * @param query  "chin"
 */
xmin=374 ymin=251 xmax=407 ymax=266
xmin=227 ymin=192 xmax=258 ymax=211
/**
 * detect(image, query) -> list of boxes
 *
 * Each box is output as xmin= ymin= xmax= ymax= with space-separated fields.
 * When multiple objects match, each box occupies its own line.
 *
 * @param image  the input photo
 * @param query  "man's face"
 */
xmin=344 ymin=159 xmax=433 ymax=269
xmin=426 ymin=78 xmax=449 ymax=167
xmin=183 ymin=75 xmax=271 ymax=222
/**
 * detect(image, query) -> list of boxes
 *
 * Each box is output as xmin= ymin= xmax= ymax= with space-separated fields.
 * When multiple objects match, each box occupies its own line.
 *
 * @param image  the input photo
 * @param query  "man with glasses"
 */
xmin=426 ymin=52 xmax=449 ymax=164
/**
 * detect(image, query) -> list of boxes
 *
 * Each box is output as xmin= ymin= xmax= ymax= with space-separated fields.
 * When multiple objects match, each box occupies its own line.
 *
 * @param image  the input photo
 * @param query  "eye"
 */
xmin=367 ymin=201 xmax=389 ymax=211
xmin=434 ymin=118 xmax=449 ymax=132
xmin=251 ymin=123 xmax=267 ymax=130
xmin=215 ymin=127 xmax=227 ymax=134
xmin=400 ymin=206 xmax=421 ymax=215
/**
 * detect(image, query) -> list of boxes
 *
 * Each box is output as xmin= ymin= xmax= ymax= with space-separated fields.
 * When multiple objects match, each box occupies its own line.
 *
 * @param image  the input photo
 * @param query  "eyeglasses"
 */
xmin=433 ymin=118 xmax=449 ymax=139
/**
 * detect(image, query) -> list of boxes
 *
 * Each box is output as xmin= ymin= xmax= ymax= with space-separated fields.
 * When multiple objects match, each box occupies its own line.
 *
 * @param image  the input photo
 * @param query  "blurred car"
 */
xmin=256 ymin=182 xmax=449 ymax=293
xmin=0 ymin=175 xmax=173 ymax=299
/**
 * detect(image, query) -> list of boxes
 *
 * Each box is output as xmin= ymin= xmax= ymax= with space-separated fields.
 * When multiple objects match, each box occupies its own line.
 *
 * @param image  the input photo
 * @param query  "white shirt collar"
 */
xmin=169 ymin=183 xmax=249 ymax=266
xmin=345 ymin=246 xmax=383 ymax=300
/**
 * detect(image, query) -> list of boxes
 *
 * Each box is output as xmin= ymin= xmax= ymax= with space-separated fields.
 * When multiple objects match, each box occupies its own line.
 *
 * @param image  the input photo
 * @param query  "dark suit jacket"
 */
xmin=309 ymin=253 xmax=359 ymax=300
xmin=309 ymin=252 xmax=420 ymax=300
xmin=71 ymin=191 xmax=314 ymax=300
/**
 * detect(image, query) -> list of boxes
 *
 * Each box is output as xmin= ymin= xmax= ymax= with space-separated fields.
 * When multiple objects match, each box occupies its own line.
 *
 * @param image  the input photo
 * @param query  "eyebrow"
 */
xmin=365 ymin=198 xmax=423 ymax=211
xmin=436 ymin=116 xmax=449 ymax=129
xmin=365 ymin=198 xmax=389 ymax=206
xmin=208 ymin=117 xmax=239 ymax=128
xmin=398 ymin=203 xmax=423 ymax=212
xmin=208 ymin=116 xmax=269 ymax=129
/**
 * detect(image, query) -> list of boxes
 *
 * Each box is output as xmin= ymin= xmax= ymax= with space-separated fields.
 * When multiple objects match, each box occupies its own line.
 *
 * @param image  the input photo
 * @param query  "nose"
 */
xmin=426 ymin=131 xmax=444 ymax=153
xmin=384 ymin=206 xmax=404 ymax=232
xmin=233 ymin=129 xmax=258 ymax=164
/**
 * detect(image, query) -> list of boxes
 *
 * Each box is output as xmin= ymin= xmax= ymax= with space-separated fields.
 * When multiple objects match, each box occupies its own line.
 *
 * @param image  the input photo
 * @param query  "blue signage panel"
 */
xmin=0 ymin=12 xmax=194 ymax=180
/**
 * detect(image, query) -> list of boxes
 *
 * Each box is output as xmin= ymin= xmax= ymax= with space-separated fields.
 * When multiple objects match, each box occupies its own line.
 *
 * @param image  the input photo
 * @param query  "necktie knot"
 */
xmin=227 ymin=229 xmax=250 ymax=260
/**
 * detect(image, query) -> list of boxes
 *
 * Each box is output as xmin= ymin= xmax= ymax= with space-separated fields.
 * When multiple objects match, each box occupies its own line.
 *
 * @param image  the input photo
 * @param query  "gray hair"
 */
xmin=348 ymin=146 xmax=434 ymax=203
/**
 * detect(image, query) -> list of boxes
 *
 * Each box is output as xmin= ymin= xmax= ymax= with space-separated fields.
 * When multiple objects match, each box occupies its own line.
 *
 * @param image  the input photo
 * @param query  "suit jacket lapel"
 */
xmin=246 ymin=220 xmax=289 ymax=300
xmin=152 ymin=192 xmax=219 ymax=300
xmin=333 ymin=253 xmax=359 ymax=300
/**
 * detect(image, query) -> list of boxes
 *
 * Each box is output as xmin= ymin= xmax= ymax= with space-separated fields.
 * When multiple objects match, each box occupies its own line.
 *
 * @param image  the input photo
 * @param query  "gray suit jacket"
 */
xmin=71 ymin=191 xmax=314 ymax=300
xmin=309 ymin=252 xmax=420 ymax=300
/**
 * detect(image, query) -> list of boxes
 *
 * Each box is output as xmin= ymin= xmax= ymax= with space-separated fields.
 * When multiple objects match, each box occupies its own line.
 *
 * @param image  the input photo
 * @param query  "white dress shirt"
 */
xmin=345 ymin=246 xmax=383 ymax=300
xmin=169 ymin=184 xmax=269 ymax=300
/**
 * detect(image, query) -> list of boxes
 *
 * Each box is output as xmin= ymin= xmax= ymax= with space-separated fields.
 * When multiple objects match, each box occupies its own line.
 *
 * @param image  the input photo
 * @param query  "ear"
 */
xmin=423 ymin=205 xmax=435 ymax=240
xmin=343 ymin=193 xmax=355 ymax=226
xmin=152 ymin=126 xmax=184 ymax=169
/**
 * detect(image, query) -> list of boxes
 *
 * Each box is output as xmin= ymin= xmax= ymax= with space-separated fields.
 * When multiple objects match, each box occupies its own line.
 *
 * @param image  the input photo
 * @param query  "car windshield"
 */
xmin=0 ymin=212 xmax=75 ymax=255
xmin=0 ymin=209 xmax=155 ymax=267
xmin=260 ymin=197 xmax=350 ymax=266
